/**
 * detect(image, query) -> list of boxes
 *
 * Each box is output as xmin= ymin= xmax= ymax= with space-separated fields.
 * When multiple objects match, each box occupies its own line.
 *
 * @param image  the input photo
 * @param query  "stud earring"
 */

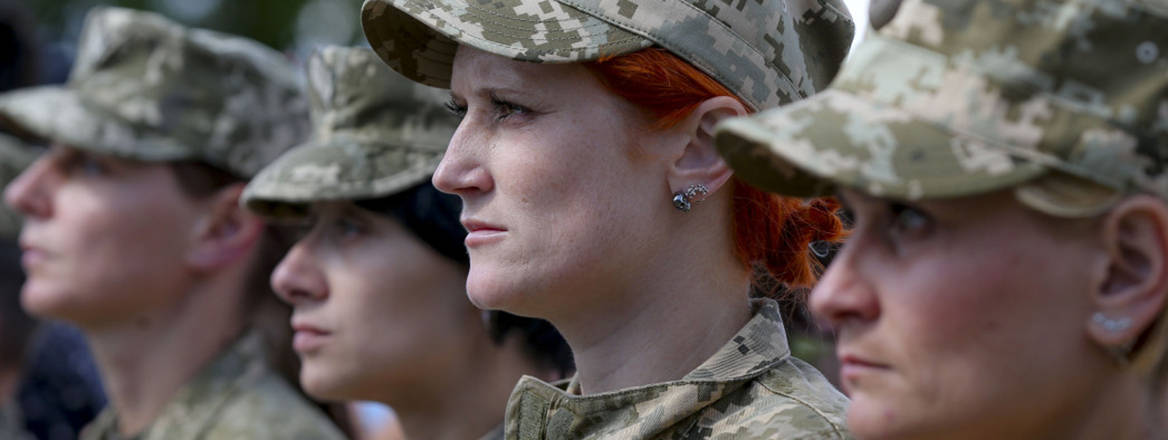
xmin=1093 ymin=312 xmax=1132 ymax=332
xmin=672 ymin=184 xmax=709 ymax=212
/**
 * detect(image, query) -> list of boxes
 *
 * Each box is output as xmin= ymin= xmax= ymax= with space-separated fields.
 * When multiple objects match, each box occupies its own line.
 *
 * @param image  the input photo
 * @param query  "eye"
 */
xmin=888 ymin=202 xmax=933 ymax=238
xmin=489 ymin=93 xmax=532 ymax=122
xmin=444 ymin=98 xmax=467 ymax=119
xmin=331 ymin=215 xmax=367 ymax=241
xmin=57 ymin=150 xmax=109 ymax=177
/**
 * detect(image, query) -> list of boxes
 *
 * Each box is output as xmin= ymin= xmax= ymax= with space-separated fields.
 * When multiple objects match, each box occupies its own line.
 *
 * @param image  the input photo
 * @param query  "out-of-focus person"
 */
xmin=0 ymin=137 xmax=37 ymax=440
xmin=360 ymin=0 xmax=856 ymax=438
xmin=715 ymin=0 xmax=1168 ymax=438
xmin=243 ymin=46 xmax=574 ymax=440
xmin=0 ymin=7 xmax=345 ymax=440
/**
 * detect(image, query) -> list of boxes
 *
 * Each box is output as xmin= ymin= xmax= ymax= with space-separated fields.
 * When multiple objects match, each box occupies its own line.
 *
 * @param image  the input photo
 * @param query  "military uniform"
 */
xmin=0 ymin=7 xmax=341 ymax=439
xmin=359 ymin=1 xmax=856 ymax=438
xmin=714 ymin=0 xmax=1168 ymax=370
xmin=80 ymin=333 xmax=344 ymax=440
xmin=243 ymin=46 xmax=458 ymax=213
xmin=498 ymin=300 xmax=848 ymax=440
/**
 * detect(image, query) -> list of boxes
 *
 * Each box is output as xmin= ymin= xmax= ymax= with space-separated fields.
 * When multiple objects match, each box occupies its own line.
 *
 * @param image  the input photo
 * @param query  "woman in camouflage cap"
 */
xmin=362 ymin=0 xmax=856 ymax=438
xmin=243 ymin=46 xmax=575 ymax=440
xmin=0 ymin=7 xmax=345 ymax=440
xmin=716 ymin=0 xmax=1168 ymax=437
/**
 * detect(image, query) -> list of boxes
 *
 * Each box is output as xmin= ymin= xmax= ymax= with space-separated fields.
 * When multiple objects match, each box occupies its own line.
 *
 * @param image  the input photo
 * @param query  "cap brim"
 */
xmin=242 ymin=137 xmax=442 ymax=218
xmin=715 ymin=89 xmax=1049 ymax=201
xmin=0 ymin=86 xmax=194 ymax=163
xmin=361 ymin=0 xmax=653 ymax=88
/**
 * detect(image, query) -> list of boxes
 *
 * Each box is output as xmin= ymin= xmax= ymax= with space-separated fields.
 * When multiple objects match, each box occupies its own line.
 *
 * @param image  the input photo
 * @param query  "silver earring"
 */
xmin=672 ymin=184 xmax=709 ymax=213
xmin=1093 ymin=312 xmax=1132 ymax=332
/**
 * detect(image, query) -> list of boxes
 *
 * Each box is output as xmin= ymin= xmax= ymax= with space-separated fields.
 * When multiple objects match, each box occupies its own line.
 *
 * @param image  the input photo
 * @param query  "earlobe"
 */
xmin=1087 ymin=196 xmax=1168 ymax=362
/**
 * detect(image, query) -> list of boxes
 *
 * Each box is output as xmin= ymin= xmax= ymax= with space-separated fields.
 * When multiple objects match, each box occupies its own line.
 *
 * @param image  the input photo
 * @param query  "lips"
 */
xmin=18 ymin=241 xmax=48 ymax=270
xmin=837 ymin=351 xmax=891 ymax=394
xmin=291 ymin=320 xmax=331 ymax=353
xmin=461 ymin=218 xmax=507 ymax=247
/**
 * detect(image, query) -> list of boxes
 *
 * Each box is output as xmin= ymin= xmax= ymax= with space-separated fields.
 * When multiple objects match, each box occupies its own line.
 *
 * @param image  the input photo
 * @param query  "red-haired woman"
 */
xmin=362 ymin=1 xmax=854 ymax=438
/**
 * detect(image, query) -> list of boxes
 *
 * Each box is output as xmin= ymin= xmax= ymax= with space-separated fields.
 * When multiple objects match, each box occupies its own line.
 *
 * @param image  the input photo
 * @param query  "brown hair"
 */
xmin=584 ymin=48 xmax=848 ymax=297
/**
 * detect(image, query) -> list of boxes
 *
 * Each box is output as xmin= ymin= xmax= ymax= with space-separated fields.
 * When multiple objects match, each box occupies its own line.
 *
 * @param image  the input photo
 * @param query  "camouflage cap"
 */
xmin=361 ymin=0 xmax=855 ymax=111
xmin=0 ymin=134 xmax=38 ymax=240
xmin=715 ymin=0 xmax=1168 ymax=213
xmin=242 ymin=46 xmax=459 ymax=218
xmin=0 ymin=6 xmax=308 ymax=178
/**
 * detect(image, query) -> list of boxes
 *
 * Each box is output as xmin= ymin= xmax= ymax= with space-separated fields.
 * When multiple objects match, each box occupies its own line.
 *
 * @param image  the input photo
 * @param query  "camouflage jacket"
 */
xmin=80 ymin=332 xmax=345 ymax=440
xmin=0 ymin=400 xmax=34 ymax=440
xmin=501 ymin=299 xmax=851 ymax=439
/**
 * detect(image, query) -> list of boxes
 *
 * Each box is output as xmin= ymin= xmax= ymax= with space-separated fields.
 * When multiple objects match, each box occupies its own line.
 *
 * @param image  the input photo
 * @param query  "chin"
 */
xmin=299 ymin=364 xmax=352 ymax=401
xmin=466 ymin=269 xmax=524 ymax=312
xmin=845 ymin=397 xmax=923 ymax=440
xmin=20 ymin=281 xmax=84 ymax=321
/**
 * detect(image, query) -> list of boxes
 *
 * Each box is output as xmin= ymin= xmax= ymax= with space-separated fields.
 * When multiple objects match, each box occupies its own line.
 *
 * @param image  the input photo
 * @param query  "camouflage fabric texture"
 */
xmin=0 ymin=134 xmax=37 ymax=240
xmin=501 ymin=299 xmax=851 ymax=439
xmin=715 ymin=0 xmax=1168 ymax=213
xmin=361 ymin=0 xmax=855 ymax=110
xmin=0 ymin=6 xmax=308 ymax=178
xmin=243 ymin=46 xmax=459 ymax=218
xmin=80 ymin=332 xmax=345 ymax=440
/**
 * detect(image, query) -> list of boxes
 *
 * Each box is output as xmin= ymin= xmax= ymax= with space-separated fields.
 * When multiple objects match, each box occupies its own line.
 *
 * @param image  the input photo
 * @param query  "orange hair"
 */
xmin=585 ymin=48 xmax=847 ymax=292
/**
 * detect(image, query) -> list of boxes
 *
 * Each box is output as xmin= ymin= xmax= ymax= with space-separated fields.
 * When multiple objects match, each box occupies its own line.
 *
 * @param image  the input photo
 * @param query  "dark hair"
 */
xmin=0 ymin=238 xmax=37 ymax=369
xmin=355 ymin=181 xmax=575 ymax=375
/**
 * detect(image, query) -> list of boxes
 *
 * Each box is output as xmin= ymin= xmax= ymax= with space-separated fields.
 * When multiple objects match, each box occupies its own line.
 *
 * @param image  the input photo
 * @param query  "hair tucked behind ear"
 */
xmin=585 ymin=48 xmax=848 ymax=297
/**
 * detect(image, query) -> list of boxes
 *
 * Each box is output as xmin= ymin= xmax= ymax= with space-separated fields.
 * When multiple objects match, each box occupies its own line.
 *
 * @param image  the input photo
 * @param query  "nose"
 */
xmin=5 ymin=157 xmax=55 ymax=220
xmin=270 ymin=241 xmax=329 ymax=306
xmin=432 ymin=121 xmax=493 ymax=196
xmin=809 ymin=241 xmax=881 ymax=331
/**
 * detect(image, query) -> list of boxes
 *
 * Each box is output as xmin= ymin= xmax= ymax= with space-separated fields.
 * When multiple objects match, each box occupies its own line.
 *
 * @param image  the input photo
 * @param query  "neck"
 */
xmin=85 ymin=280 xmax=246 ymax=437
xmin=550 ymin=204 xmax=752 ymax=395
xmin=1062 ymin=372 xmax=1165 ymax=440
xmin=392 ymin=335 xmax=539 ymax=440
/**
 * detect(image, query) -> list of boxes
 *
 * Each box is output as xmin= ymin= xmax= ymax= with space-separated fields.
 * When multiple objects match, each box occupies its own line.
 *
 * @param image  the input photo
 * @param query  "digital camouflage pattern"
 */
xmin=361 ymin=0 xmax=855 ymax=110
xmin=716 ymin=0 xmax=1168 ymax=210
xmin=243 ymin=46 xmax=458 ymax=217
xmin=0 ymin=134 xmax=37 ymax=239
xmin=500 ymin=299 xmax=850 ymax=440
xmin=0 ymin=6 xmax=308 ymax=178
xmin=80 ymin=332 xmax=345 ymax=440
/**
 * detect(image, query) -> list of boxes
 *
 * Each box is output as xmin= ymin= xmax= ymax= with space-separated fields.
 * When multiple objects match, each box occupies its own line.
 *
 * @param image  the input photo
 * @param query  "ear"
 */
xmin=665 ymin=96 xmax=748 ymax=197
xmin=1087 ymin=195 xmax=1168 ymax=353
xmin=185 ymin=183 xmax=265 ymax=273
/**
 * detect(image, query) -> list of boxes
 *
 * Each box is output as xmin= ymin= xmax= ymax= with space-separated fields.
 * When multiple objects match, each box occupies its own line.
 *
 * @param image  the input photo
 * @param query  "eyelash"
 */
xmin=444 ymin=94 xmax=534 ymax=122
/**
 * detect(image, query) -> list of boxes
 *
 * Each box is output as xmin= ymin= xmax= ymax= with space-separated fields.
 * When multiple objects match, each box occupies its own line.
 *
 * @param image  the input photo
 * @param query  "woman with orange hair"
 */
xmin=362 ymin=1 xmax=855 ymax=438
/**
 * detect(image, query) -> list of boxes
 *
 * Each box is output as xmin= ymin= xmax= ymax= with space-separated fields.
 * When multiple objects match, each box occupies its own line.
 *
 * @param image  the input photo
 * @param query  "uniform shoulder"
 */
xmin=200 ymin=371 xmax=345 ymax=440
xmin=747 ymin=357 xmax=851 ymax=439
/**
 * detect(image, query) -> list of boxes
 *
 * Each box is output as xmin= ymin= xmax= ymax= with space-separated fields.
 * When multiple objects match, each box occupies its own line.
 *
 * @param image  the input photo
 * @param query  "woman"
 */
xmin=361 ymin=0 xmax=855 ymax=438
xmin=0 ymin=8 xmax=344 ymax=439
xmin=242 ymin=46 xmax=574 ymax=440
xmin=714 ymin=0 xmax=1168 ymax=438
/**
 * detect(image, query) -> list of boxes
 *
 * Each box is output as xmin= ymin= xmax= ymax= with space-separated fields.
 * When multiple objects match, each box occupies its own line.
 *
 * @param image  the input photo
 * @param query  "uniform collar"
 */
xmin=83 ymin=331 xmax=268 ymax=440
xmin=503 ymin=299 xmax=791 ymax=438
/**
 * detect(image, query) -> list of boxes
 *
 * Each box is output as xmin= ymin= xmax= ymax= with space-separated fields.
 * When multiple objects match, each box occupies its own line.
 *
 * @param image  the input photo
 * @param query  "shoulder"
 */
xmin=200 ymin=371 xmax=346 ymax=440
xmin=693 ymin=358 xmax=851 ymax=439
